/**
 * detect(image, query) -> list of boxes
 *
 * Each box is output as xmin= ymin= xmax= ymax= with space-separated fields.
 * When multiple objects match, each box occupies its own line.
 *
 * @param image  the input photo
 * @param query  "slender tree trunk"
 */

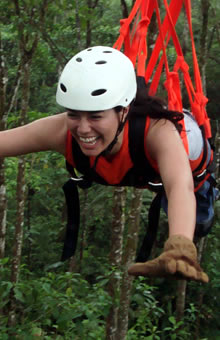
xmin=120 ymin=0 xmax=129 ymax=19
xmin=193 ymin=2 xmax=211 ymax=336
xmin=176 ymin=280 xmax=187 ymax=322
xmin=215 ymin=123 xmax=220 ymax=180
xmin=75 ymin=0 xmax=83 ymax=50
xmin=0 ymin=159 xmax=7 ymax=259
xmin=0 ymin=33 xmax=7 ymax=259
xmin=8 ymin=157 xmax=26 ymax=327
xmin=8 ymin=58 xmax=31 ymax=327
xmin=86 ymin=0 xmax=99 ymax=47
xmin=7 ymin=65 xmax=22 ymax=115
xmin=26 ymin=185 xmax=35 ymax=265
xmin=8 ymin=0 xmax=40 ymax=321
xmin=117 ymin=188 xmax=143 ymax=340
xmin=193 ymin=237 xmax=207 ymax=339
xmin=199 ymin=0 xmax=210 ymax=94
xmin=105 ymin=187 xmax=126 ymax=340
xmin=86 ymin=6 xmax=92 ymax=48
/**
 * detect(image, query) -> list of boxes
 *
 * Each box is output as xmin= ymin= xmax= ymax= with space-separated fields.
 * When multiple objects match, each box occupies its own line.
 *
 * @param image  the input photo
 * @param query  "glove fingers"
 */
xmin=161 ymin=258 xmax=194 ymax=279
xmin=175 ymin=260 xmax=209 ymax=283
xmin=176 ymin=260 xmax=197 ymax=280
xmin=195 ymin=270 xmax=209 ymax=283
xmin=160 ymin=258 xmax=209 ymax=283
xmin=164 ymin=258 xmax=177 ymax=274
xmin=128 ymin=259 xmax=166 ymax=277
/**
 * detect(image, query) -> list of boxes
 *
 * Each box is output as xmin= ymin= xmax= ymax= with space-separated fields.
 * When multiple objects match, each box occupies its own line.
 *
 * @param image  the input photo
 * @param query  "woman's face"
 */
xmin=66 ymin=108 xmax=127 ymax=157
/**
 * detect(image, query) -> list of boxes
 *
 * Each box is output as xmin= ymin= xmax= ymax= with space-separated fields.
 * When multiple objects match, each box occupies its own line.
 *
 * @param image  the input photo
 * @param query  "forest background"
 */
xmin=0 ymin=0 xmax=220 ymax=339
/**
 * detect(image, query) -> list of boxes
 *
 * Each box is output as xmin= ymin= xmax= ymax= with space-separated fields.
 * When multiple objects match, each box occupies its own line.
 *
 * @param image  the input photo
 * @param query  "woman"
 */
xmin=0 ymin=46 xmax=210 ymax=283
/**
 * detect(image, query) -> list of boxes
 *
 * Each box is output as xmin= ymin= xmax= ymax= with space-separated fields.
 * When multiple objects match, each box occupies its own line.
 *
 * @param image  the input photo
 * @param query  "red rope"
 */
xmin=113 ymin=0 xmax=211 ymax=138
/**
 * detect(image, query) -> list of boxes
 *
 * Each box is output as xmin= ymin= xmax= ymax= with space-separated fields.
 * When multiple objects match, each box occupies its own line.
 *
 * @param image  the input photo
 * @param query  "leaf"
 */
xmin=66 ymin=287 xmax=72 ymax=297
xmin=169 ymin=316 xmax=176 ymax=325
xmin=31 ymin=327 xmax=42 ymax=336
xmin=14 ymin=288 xmax=25 ymax=303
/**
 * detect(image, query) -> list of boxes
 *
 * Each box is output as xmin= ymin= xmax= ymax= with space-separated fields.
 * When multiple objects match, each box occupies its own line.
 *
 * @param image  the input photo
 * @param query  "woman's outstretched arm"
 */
xmin=0 ymin=112 xmax=67 ymax=157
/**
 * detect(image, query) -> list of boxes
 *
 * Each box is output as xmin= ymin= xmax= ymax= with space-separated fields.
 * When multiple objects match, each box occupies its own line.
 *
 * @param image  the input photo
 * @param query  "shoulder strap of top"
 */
xmin=128 ymin=114 xmax=147 ymax=172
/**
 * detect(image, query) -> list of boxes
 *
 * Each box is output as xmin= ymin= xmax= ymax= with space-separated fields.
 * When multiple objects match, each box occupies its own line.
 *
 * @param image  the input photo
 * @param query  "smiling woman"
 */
xmin=66 ymin=108 xmax=128 ymax=157
xmin=0 ymin=45 xmax=216 ymax=283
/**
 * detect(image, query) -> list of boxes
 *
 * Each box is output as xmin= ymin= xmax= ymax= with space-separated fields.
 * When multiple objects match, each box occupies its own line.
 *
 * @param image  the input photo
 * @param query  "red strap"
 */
xmin=184 ymin=0 xmax=211 ymax=138
xmin=113 ymin=0 xmax=211 ymax=138
xmin=113 ymin=0 xmax=143 ymax=53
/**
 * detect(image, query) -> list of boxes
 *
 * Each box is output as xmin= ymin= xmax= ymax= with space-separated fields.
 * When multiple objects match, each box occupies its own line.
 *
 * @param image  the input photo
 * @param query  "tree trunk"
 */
xmin=8 ymin=157 xmax=26 ymax=327
xmin=75 ymin=0 xmax=83 ymax=50
xmin=8 ymin=58 xmax=31 ymax=327
xmin=8 ymin=1 xmax=41 ymax=327
xmin=120 ymin=0 xmax=129 ymax=19
xmin=199 ymin=0 xmax=210 ymax=94
xmin=0 ymin=33 xmax=7 ymax=259
xmin=117 ymin=188 xmax=143 ymax=340
xmin=215 ymin=123 xmax=220 ymax=180
xmin=105 ymin=186 xmax=126 ymax=340
xmin=176 ymin=280 xmax=187 ymax=322
xmin=193 ymin=2 xmax=211 ymax=336
xmin=86 ymin=0 xmax=99 ymax=48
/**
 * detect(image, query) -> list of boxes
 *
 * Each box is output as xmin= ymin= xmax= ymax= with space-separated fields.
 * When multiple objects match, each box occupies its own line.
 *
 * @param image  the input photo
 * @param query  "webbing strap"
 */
xmin=61 ymin=179 xmax=80 ymax=261
xmin=113 ymin=0 xmax=212 ymax=138
xmin=136 ymin=191 xmax=163 ymax=262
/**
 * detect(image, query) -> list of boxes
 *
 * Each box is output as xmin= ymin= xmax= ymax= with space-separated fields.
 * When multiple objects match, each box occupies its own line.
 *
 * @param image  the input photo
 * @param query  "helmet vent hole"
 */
xmin=103 ymin=51 xmax=112 ymax=53
xmin=76 ymin=57 xmax=82 ymax=62
xmin=91 ymin=89 xmax=107 ymax=96
xmin=60 ymin=83 xmax=67 ymax=92
xmin=95 ymin=60 xmax=107 ymax=65
xmin=87 ymin=48 xmax=92 ymax=51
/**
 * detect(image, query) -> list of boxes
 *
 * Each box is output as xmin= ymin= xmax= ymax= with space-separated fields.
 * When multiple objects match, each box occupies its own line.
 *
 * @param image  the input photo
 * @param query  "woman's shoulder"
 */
xmin=29 ymin=112 xmax=68 ymax=155
xmin=146 ymin=118 xmax=182 ymax=160
xmin=148 ymin=118 xmax=178 ymax=137
xmin=46 ymin=112 xmax=68 ymax=154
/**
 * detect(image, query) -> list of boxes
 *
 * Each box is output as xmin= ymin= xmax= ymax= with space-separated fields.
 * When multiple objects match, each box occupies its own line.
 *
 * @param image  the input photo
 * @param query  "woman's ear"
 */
xmin=121 ymin=105 xmax=130 ymax=121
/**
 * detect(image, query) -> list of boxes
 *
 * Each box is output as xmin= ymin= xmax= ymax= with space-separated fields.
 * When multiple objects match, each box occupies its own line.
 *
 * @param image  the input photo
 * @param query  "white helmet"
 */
xmin=56 ymin=46 xmax=137 ymax=111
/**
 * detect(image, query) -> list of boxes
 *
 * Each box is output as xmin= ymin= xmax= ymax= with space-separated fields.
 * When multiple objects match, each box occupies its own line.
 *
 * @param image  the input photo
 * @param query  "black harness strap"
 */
xmin=128 ymin=115 xmax=160 ymax=186
xmin=61 ymin=179 xmax=80 ymax=261
xmin=128 ymin=113 xmax=164 ymax=262
xmin=136 ymin=191 xmax=163 ymax=262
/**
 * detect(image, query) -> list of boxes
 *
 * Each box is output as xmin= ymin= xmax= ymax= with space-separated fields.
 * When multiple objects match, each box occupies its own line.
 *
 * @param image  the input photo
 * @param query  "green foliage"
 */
xmin=0 ymin=269 xmax=111 ymax=339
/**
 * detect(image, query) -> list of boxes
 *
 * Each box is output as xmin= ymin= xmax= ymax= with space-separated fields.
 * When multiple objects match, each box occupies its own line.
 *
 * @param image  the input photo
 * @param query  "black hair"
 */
xmin=129 ymin=77 xmax=184 ymax=132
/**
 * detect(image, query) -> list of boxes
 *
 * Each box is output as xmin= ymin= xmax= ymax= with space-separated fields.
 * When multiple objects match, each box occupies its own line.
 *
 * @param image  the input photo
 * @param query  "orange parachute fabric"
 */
xmin=113 ymin=0 xmax=212 ymax=139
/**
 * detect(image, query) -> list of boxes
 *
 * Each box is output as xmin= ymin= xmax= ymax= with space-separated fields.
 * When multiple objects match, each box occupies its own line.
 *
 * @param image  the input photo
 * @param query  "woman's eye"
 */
xmin=90 ymin=114 xmax=102 ymax=119
xmin=67 ymin=112 xmax=79 ymax=119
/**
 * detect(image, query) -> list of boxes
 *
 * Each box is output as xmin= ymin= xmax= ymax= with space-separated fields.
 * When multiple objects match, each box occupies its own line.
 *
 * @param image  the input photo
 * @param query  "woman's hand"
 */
xmin=128 ymin=235 xmax=209 ymax=283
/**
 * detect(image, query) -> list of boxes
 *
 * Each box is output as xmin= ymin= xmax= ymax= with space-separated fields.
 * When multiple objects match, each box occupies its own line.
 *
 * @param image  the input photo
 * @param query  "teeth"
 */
xmin=79 ymin=136 xmax=98 ymax=144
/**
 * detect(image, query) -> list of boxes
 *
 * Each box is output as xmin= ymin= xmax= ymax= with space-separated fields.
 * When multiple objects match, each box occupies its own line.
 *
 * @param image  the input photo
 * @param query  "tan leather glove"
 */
xmin=128 ymin=235 xmax=209 ymax=283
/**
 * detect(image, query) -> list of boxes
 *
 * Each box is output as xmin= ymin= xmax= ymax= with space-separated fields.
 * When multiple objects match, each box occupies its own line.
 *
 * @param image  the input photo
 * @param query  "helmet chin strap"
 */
xmin=92 ymin=107 xmax=129 ymax=170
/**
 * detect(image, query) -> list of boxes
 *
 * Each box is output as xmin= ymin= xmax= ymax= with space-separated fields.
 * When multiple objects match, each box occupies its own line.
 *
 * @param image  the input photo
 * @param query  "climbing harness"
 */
xmin=61 ymin=0 xmax=217 ymax=261
xmin=113 ymin=0 xmax=218 ymax=260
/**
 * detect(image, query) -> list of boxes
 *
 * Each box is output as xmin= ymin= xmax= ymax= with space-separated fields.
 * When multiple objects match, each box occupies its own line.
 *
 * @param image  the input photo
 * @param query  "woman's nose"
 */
xmin=77 ymin=117 xmax=91 ymax=134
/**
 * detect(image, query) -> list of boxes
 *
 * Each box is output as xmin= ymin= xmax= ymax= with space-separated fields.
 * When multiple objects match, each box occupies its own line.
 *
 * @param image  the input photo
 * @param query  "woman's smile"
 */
xmin=78 ymin=135 xmax=101 ymax=151
xmin=79 ymin=136 xmax=99 ymax=145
